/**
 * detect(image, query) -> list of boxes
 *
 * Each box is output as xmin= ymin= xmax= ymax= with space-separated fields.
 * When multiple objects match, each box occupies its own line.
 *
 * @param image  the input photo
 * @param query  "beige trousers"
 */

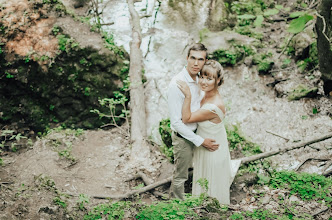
xmin=169 ymin=132 xmax=195 ymax=200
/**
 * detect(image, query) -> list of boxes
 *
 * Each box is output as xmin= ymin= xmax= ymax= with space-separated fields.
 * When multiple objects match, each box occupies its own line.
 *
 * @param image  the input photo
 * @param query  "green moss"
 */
xmin=253 ymin=52 xmax=274 ymax=74
xmin=199 ymin=28 xmax=210 ymax=42
xmin=288 ymin=84 xmax=318 ymax=101
xmin=234 ymin=26 xmax=263 ymax=40
xmin=210 ymin=43 xmax=254 ymax=66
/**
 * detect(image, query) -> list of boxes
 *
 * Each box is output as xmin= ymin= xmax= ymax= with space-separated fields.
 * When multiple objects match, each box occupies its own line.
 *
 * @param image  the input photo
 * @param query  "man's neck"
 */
xmin=186 ymin=66 xmax=197 ymax=81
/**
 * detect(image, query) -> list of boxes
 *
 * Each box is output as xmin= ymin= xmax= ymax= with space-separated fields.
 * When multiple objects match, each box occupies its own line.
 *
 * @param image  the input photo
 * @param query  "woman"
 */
xmin=177 ymin=60 xmax=240 ymax=204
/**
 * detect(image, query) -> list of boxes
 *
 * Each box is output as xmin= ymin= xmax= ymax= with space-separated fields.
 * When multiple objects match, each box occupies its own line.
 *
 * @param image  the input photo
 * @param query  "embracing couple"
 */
xmin=167 ymin=43 xmax=240 ymax=204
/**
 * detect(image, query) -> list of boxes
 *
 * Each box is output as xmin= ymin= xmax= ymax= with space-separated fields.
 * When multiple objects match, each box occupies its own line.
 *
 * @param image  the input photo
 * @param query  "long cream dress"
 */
xmin=192 ymin=103 xmax=241 ymax=204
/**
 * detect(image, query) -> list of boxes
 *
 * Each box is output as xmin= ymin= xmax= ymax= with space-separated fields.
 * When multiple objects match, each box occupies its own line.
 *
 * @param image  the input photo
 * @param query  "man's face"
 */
xmin=186 ymin=50 xmax=207 ymax=76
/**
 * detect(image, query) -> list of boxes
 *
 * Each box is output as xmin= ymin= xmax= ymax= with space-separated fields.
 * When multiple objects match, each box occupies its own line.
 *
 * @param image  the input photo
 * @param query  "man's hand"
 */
xmin=202 ymin=138 xmax=219 ymax=152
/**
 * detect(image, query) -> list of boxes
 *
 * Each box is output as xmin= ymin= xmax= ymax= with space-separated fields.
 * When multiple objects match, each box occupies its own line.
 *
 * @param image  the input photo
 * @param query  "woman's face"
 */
xmin=199 ymin=74 xmax=216 ymax=92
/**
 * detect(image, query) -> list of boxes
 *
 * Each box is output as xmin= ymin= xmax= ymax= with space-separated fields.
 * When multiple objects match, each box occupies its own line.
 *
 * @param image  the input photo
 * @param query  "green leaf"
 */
xmin=263 ymin=9 xmax=279 ymax=17
xmin=313 ymin=108 xmax=318 ymax=114
xmin=289 ymin=11 xmax=305 ymax=18
xmin=237 ymin=14 xmax=256 ymax=20
xmin=254 ymin=15 xmax=264 ymax=28
xmin=275 ymin=5 xmax=283 ymax=10
xmin=301 ymin=3 xmax=308 ymax=8
xmin=287 ymin=14 xmax=314 ymax=34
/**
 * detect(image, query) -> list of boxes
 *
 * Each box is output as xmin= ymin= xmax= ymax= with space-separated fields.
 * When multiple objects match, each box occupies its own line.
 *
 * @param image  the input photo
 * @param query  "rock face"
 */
xmin=0 ymin=0 xmax=129 ymax=132
xmin=201 ymin=30 xmax=257 ymax=54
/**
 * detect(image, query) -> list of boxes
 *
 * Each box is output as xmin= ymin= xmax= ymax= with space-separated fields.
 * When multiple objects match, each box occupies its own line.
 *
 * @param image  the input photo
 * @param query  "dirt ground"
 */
xmin=0 ymin=126 xmax=172 ymax=219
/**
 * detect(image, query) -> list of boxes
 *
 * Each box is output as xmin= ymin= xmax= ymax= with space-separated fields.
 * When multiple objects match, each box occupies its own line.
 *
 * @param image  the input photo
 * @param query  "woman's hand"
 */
xmin=176 ymin=80 xmax=191 ymax=98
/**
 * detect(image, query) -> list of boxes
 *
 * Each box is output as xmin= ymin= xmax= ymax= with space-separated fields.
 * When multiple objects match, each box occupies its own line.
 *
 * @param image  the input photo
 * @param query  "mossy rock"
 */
xmin=0 ymin=42 xmax=129 ymax=132
xmin=287 ymin=84 xmax=318 ymax=101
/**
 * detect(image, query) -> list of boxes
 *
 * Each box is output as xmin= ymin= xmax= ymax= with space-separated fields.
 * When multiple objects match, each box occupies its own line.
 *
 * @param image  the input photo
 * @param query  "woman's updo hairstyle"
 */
xmin=201 ymin=60 xmax=224 ymax=87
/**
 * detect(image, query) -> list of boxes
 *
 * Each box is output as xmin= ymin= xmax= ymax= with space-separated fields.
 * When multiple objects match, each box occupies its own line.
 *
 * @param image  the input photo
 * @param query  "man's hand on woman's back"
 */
xmin=202 ymin=138 xmax=219 ymax=151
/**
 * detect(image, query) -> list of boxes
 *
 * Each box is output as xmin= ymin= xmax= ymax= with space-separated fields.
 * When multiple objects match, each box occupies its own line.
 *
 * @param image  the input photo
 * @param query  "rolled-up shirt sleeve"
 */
xmin=167 ymin=81 xmax=204 ymax=147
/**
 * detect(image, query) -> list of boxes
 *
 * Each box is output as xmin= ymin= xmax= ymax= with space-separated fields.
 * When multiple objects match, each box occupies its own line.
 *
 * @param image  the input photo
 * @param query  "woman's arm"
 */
xmin=177 ymin=80 xmax=217 ymax=123
xmin=183 ymin=108 xmax=217 ymax=123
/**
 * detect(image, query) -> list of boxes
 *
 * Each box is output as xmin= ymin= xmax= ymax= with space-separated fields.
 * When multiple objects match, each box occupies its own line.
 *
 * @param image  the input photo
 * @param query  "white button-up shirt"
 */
xmin=167 ymin=67 xmax=204 ymax=147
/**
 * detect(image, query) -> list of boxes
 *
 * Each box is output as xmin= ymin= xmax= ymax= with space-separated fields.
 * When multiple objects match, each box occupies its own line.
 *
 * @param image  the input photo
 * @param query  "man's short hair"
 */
xmin=187 ymin=43 xmax=208 ymax=59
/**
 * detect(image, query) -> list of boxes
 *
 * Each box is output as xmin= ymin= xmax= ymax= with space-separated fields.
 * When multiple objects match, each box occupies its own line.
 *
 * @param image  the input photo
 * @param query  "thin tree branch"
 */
xmin=315 ymin=11 xmax=331 ymax=43
xmin=266 ymin=130 xmax=290 ymax=142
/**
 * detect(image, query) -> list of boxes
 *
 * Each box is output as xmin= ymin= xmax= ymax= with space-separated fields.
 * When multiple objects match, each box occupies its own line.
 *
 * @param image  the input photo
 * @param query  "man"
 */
xmin=167 ymin=43 xmax=219 ymax=200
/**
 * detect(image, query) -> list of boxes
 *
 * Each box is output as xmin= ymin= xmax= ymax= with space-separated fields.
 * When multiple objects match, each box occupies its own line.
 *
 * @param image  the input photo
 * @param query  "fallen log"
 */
xmin=240 ymin=132 xmax=332 ymax=165
xmin=128 ymin=171 xmax=168 ymax=199
xmin=92 ymin=176 xmax=172 ymax=200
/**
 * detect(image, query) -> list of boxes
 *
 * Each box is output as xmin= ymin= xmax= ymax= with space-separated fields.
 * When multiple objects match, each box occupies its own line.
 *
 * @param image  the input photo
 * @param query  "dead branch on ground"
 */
xmin=128 ymin=171 xmax=168 ymax=198
xmin=312 ymin=206 xmax=329 ymax=217
xmin=239 ymin=132 xmax=332 ymax=164
xmin=265 ymin=130 xmax=290 ymax=141
xmin=92 ymin=176 xmax=172 ymax=200
xmin=295 ymin=156 xmax=330 ymax=171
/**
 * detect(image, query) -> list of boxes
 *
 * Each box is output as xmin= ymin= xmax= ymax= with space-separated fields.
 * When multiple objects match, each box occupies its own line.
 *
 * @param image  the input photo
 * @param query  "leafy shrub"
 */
xmin=77 ymin=194 xmax=89 ymax=211
xmin=210 ymin=44 xmax=254 ymax=66
xmin=253 ymin=52 xmax=274 ymax=74
xmin=234 ymin=26 xmax=263 ymax=40
xmin=57 ymin=34 xmax=80 ymax=53
xmin=287 ymin=13 xmax=314 ymax=34
xmin=269 ymin=171 xmax=332 ymax=202
xmin=229 ymin=0 xmax=267 ymax=17
xmin=54 ymin=196 xmax=67 ymax=208
xmin=245 ymin=208 xmax=277 ymax=219
xmin=84 ymin=201 xmax=133 ymax=220
xmin=296 ymin=42 xmax=318 ymax=73
xmin=137 ymin=197 xmax=204 ymax=220
xmin=226 ymin=124 xmax=262 ymax=156
xmin=102 ymin=31 xmax=126 ymax=58
xmin=0 ymin=130 xmax=29 ymax=153
xmin=158 ymin=118 xmax=174 ymax=163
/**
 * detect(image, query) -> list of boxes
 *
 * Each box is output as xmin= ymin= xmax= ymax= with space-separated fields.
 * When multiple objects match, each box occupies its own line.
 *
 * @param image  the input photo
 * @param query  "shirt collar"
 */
xmin=182 ymin=66 xmax=198 ymax=83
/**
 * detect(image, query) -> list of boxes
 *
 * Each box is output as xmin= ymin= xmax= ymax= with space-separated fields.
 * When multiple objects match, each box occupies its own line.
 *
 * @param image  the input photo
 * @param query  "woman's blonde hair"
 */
xmin=201 ymin=60 xmax=224 ymax=87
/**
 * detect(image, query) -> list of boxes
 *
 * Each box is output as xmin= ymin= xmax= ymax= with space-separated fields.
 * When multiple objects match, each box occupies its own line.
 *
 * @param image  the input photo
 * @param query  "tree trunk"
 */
xmin=127 ymin=0 xmax=150 ymax=161
xmin=315 ymin=0 xmax=332 ymax=94
xmin=206 ymin=0 xmax=228 ymax=31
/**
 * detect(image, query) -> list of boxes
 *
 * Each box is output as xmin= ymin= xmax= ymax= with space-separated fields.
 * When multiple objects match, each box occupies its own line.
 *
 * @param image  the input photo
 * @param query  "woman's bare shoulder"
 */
xmin=213 ymin=97 xmax=226 ymax=114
